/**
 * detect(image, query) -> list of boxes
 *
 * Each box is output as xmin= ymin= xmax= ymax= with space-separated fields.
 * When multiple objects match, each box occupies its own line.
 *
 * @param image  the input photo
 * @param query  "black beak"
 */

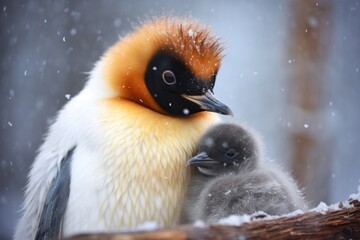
xmin=187 ymin=152 xmax=220 ymax=166
xmin=183 ymin=91 xmax=233 ymax=116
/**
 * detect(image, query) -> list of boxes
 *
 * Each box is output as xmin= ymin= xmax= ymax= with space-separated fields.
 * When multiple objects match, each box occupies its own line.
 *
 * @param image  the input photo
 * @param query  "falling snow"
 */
xmin=204 ymin=137 xmax=214 ymax=147
xmin=70 ymin=28 xmax=77 ymax=36
xmin=113 ymin=18 xmax=122 ymax=28
xmin=187 ymin=29 xmax=194 ymax=37
xmin=183 ymin=108 xmax=190 ymax=115
xmin=224 ymin=190 xmax=231 ymax=195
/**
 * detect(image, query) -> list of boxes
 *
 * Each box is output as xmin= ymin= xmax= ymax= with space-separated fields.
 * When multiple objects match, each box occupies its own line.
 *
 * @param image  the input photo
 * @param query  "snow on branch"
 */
xmin=67 ymin=194 xmax=360 ymax=240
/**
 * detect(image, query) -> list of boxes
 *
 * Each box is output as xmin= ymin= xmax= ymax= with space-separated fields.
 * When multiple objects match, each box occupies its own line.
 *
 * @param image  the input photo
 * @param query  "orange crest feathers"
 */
xmin=143 ymin=17 xmax=224 ymax=79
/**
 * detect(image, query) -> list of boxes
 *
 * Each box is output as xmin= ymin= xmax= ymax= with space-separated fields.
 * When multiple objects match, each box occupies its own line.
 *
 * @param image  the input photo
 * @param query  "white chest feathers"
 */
xmin=62 ymin=99 xmax=219 ymax=236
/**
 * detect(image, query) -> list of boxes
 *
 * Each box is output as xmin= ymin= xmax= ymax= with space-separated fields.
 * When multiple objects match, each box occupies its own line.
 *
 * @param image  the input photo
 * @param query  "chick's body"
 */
xmin=15 ymin=17 xmax=231 ymax=239
xmin=185 ymin=164 xmax=306 ymax=223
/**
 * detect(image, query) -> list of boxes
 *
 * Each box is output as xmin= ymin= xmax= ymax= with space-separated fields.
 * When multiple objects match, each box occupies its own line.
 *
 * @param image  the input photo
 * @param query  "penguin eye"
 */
xmin=162 ymin=70 xmax=177 ymax=85
xmin=225 ymin=149 xmax=237 ymax=158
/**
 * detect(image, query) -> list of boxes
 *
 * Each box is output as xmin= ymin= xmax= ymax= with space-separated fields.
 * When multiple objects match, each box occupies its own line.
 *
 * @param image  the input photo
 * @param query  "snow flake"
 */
xmin=205 ymin=137 xmax=214 ymax=147
xmin=9 ymin=89 xmax=15 ymax=97
xmin=152 ymin=66 xmax=157 ymax=71
xmin=183 ymin=108 xmax=190 ymax=115
xmin=70 ymin=28 xmax=77 ymax=36
xmin=113 ymin=18 xmax=122 ymax=28
xmin=65 ymin=94 xmax=71 ymax=100
xmin=308 ymin=17 xmax=318 ymax=28
xmin=193 ymin=220 xmax=206 ymax=227
xmin=7 ymin=121 xmax=13 ymax=127
xmin=0 ymin=196 xmax=7 ymax=204
xmin=24 ymin=70 xmax=27 ymax=76
xmin=62 ymin=36 xmax=66 ymax=42
xmin=304 ymin=123 xmax=309 ymax=128
xmin=187 ymin=29 xmax=194 ymax=37
xmin=224 ymin=190 xmax=231 ymax=195
xmin=1 ymin=160 xmax=7 ymax=170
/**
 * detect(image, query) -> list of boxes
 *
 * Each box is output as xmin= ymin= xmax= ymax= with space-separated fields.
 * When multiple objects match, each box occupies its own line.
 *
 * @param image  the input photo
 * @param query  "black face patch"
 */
xmin=145 ymin=50 xmax=216 ymax=116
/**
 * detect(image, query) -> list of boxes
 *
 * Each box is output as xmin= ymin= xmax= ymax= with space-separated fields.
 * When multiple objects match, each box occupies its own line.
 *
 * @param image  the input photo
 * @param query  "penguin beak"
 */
xmin=183 ymin=91 xmax=233 ymax=116
xmin=187 ymin=152 xmax=220 ymax=166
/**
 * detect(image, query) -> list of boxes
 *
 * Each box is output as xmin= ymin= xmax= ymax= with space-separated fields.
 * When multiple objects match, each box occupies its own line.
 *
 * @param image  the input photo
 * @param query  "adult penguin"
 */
xmin=15 ymin=17 xmax=232 ymax=240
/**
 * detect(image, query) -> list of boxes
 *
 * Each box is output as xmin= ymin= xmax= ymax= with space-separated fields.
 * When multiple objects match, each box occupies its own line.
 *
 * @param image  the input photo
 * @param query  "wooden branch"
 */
xmin=67 ymin=198 xmax=360 ymax=240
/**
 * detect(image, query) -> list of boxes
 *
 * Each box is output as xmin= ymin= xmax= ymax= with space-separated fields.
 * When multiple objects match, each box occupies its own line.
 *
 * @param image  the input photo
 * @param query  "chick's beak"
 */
xmin=183 ymin=90 xmax=233 ymax=116
xmin=187 ymin=152 xmax=220 ymax=166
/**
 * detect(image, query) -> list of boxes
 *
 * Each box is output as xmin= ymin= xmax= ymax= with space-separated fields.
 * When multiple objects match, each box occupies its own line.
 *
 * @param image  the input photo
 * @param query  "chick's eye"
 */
xmin=225 ymin=149 xmax=237 ymax=158
xmin=162 ymin=70 xmax=176 ymax=85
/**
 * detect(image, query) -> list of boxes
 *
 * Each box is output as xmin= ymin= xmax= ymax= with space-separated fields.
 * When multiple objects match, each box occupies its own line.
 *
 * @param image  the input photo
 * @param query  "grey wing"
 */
xmin=34 ymin=148 xmax=75 ymax=240
xmin=204 ymin=170 xmax=301 ymax=221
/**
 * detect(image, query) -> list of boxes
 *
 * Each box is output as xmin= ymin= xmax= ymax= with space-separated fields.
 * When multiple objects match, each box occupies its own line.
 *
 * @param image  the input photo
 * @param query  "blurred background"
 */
xmin=1 ymin=0 xmax=359 ymax=238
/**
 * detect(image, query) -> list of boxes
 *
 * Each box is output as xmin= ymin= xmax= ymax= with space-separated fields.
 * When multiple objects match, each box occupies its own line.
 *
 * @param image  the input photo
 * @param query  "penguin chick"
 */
xmin=15 ymin=17 xmax=232 ymax=240
xmin=181 ymin=123 xmax=307 ymax=224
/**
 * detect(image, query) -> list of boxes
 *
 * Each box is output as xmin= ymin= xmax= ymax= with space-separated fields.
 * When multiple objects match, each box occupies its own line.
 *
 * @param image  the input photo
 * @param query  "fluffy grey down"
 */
xmin=181 ymin=123 xmax=307 ymax=224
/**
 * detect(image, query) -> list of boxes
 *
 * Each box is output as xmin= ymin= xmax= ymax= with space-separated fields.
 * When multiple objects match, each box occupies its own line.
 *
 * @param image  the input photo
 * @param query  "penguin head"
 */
xmin=99 ymin=17 xmax=232 ymax=116
xmin=187 ymin=123 xmax=260 ymax=176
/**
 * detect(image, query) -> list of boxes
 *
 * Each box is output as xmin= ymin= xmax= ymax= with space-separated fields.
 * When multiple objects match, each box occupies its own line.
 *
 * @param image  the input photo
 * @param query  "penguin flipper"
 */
xmin=34 ymin=148 xmax=75 ymax=240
